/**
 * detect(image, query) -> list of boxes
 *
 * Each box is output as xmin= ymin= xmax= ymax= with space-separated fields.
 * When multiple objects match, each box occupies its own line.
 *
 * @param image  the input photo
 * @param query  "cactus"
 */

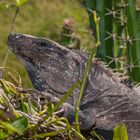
xmin=125 ymin=0 xmax=140 ymax=82
xmin=83 ymin=0 xmax=140 ymax=82
xmin=60 ymin=18 xmax=80 ymax=50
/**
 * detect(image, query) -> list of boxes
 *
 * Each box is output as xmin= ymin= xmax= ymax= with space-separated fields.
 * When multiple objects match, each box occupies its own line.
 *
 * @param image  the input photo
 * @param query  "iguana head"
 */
xmin=8 ymin=33 xmax=82 ymax=93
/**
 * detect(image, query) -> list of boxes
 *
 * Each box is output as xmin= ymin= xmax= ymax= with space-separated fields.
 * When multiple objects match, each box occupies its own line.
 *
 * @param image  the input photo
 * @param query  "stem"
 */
xmin=2 ymin=6 xmax=19 ymax=74
xmin=75 ymin=10 xmax=100 ymax=132
xmin=33 ymin=80 xmax=81 ymax=131
xmin=9 ymin=7 xmax=19 ymax=33
xmin=53 ymin=80 xmax=81 ymax=112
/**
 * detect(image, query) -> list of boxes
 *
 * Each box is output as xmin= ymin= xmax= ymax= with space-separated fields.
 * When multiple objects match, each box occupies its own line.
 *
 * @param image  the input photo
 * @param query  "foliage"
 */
xmin=113 ymin=124 xmax=128 ymax=140
xmin=83 ymin=0 xmax=140 ymax=82
xmin=60 ymin=18 xmax=81 ymax=50
xmin=15 ymin=0 xmax=28 ymax=7
xmin=0 ymin=78 xmax=86 ymax=140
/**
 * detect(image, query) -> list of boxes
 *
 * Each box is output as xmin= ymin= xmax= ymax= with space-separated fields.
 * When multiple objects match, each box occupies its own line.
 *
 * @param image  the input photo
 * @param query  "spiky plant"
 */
xmin=83 ymin=0 xmax=140 ymax=82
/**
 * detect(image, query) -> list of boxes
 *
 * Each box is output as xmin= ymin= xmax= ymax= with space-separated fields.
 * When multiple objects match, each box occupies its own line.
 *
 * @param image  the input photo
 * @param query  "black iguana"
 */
xmin=8 ymin=33 xmax=140 ymax=140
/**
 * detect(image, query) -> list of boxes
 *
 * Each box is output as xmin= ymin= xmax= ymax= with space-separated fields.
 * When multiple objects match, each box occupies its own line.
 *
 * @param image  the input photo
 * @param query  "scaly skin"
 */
xmin=8 ymin=33 xmax=140 ymax=140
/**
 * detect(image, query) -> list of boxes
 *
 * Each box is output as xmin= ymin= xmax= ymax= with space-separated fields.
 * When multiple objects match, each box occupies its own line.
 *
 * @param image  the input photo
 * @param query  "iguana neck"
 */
xmin=8 ymin=33 xmax=85 ymax=95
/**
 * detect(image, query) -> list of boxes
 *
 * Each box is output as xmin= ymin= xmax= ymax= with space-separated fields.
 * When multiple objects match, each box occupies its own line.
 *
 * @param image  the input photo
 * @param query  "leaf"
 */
xmin=15 ymin=0 xmax=28 ymax=7
xmin=0 ymin=120 xmax=22 ymax=135
xmin=113 ymin=124 xmax=128 ymax=140
xmin=47 ymin=102 xmax=54 ymax=114
xmin=0 ymin=129 xmax=8 ymax=139
xmin=12 ymin=116 xmax=28 ymax=133
xmin=0 ymin=116 xmax=28 ymax=135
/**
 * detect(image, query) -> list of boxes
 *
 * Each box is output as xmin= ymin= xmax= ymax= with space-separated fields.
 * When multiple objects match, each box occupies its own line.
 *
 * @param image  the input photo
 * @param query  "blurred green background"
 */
xmin=0 ymin=0 xmax=94 ymax=88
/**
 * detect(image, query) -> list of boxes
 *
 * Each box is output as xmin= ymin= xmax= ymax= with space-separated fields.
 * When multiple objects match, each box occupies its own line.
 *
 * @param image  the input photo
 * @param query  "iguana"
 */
xmin=8 ymin=33 xmax=140 ymax=140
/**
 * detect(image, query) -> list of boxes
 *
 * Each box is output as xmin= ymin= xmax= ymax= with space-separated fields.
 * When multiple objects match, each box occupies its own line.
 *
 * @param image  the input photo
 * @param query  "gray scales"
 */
xmin=8 ymin=33 xmax=140 ymax=140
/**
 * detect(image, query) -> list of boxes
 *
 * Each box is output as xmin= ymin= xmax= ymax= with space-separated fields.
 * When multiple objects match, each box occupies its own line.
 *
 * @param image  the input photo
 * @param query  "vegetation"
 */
xmin=83 ymin=0 xmax=140 ymax=82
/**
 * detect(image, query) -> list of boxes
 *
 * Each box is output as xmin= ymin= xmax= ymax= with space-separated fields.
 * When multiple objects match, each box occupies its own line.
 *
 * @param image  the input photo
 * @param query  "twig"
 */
xmin=9 ymin=7 xmax=19 ymax=33
xmin=2 ymin=6 xmax=19 ymax=76
xmin=75 ymin=10 xmax=100 ymax=132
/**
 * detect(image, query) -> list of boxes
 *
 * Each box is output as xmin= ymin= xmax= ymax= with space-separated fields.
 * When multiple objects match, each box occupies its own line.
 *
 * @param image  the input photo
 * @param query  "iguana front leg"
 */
xmin=41 ymin=92 xmax=97 ymax=130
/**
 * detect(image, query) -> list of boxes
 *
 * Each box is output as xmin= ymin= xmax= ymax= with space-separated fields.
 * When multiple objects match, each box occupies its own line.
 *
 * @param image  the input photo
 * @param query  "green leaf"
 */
xmin=0 ymin=120 xmax=22 ymax=135
xmin=12 ymin=116 xmax=28 ymax=133
xmin=15 ymin=0 xmax=28 ymax=7
xmin=47 ymin=102 xmax=54 ymax=114
xmin=0 ymin=129 xmax=8 ymax=139
xmin=0 ymin=116 xmax=28 ymax=135
xmin=113 ymin=124 xmax=128 ymax=140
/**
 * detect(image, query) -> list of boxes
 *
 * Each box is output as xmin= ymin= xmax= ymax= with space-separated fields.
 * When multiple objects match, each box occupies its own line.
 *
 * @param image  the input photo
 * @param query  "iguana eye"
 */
xmin=15 ymin=34 xmax=24 ymax=40
xmin=15 ymin=35 xmax=20 ymax=39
